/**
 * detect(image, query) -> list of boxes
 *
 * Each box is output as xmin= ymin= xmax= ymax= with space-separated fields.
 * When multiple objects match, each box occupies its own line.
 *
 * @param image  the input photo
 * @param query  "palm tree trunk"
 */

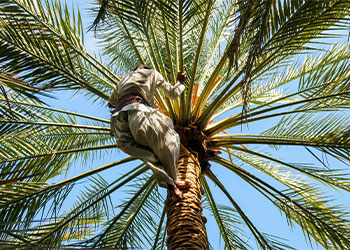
xmin=166 ymin=150 xmax=208 ymax=249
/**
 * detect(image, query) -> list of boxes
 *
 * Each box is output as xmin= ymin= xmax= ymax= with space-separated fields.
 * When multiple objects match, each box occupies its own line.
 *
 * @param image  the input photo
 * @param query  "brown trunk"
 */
xmin=166 ymin=150 xmax=208 ymax=250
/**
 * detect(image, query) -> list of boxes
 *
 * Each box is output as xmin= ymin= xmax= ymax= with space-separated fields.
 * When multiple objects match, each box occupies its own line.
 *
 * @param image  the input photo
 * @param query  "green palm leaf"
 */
xmin=0 ymin=0 xmax=118 ymax=101
xmin=214 ymin=156 xmax=350 ymax=249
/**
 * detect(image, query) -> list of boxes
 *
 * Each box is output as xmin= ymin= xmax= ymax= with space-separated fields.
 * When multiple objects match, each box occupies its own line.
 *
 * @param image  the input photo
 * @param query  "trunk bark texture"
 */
xmin=166 ymin=150 xmax=208 ymax=249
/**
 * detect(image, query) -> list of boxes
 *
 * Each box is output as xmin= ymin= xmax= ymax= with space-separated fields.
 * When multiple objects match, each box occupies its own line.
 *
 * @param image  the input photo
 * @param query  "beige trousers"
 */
xmin=111 ymin=107 xmax=180 ymax=187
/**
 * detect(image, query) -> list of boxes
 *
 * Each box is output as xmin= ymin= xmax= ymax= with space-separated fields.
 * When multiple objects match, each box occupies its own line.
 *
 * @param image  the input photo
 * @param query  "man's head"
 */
xmin=134 ymin=64 xmax=151 ymax=71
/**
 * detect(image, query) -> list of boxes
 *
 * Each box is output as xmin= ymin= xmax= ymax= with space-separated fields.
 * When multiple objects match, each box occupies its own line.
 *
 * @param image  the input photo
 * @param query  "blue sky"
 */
xmin=49 ymin=1 xmax=350 ymax=249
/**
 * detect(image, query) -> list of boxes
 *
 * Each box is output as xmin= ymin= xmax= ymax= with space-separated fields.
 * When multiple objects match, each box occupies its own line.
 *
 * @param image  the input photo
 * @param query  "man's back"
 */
xmin=109 ymin=68 xmax=160 ymax=108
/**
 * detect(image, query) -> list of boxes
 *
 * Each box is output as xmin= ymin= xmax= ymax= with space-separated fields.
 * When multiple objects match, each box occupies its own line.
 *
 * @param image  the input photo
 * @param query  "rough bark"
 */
xmin=166 ymin=151 xmax=208 ymax=250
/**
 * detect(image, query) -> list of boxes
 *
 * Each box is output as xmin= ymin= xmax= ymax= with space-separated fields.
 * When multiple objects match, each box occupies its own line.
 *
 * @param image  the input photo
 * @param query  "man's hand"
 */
xmin=107 ymin=102 xmax=114 ymax=108
xmin=176 ymin=71 xmax=187 ymax=84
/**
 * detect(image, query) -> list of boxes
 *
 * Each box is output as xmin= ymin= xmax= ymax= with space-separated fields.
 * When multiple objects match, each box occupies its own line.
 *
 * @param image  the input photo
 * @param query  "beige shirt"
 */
xmin=109 ymin=69 xmax=185 ymax=111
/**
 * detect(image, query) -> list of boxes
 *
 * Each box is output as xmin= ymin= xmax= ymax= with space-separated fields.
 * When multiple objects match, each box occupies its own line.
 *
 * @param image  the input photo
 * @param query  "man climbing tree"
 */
xmin=108 ymin=64 xmax=191 ymax=203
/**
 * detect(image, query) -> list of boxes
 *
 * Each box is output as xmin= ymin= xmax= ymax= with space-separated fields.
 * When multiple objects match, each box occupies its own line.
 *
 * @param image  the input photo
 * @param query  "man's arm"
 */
xmin=156 ymin=71 xmax=186 ymax=99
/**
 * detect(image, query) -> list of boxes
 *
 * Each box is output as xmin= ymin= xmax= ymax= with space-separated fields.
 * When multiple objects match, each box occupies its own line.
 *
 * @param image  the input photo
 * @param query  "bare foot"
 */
xmin=172 ymin=181 xmax=192 ymax=200
xmin=169 ymin=184 xmax=183 ymax=200
xmin=175 ymin=181 xmax=192 ymax=189
xmin=165 ymin=182 xmax=192 ymax=207
xmin=175 ymin=186 xmax=184 ymax=198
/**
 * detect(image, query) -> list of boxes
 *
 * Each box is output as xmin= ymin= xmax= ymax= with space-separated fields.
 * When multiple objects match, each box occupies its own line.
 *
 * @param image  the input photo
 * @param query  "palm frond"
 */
xmin=0 ymin=95 xmax=116 ymax=183
xmin=90 ymin=175 xmax=161 ymax=249
xmin=184 ymin=0 xmax=215 ymax=121
xmin=197 ymin=1 xmax=350 ymax=127
xmin=226 ymin=0 xmax=350 ymax=111
xmin=214 ymin=156 xmax=350 ymax=249
xmin=209 ymin=42 xmax=350 ymax=121
xmin=151 ymin=206 xmax=166 ymax=250
xmin=0 ymin=0 xmax=118 ymax=102
xmin=228 ymin=145 xmax=350 ymax=192
xmin=206 ymin=171 xmax=295 ymax=250
xmin=33 ymin=165 xmax=148 ymax=247
xmin=0 ymin=182 xmax=73 ymax=245
xmin=0 ymin=158 xmax=136 ymax=245
xmin=201 ymin=176 xmax=249 ymax=250
xmin=212 ymin=131 xmax=350 ymax=165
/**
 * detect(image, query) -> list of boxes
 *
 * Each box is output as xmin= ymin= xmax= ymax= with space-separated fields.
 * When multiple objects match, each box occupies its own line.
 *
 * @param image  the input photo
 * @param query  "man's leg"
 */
xmin=128 ymin=109 xmax=191 ymax=202
xmin=112 ymin=109 xmax=179 ymax=188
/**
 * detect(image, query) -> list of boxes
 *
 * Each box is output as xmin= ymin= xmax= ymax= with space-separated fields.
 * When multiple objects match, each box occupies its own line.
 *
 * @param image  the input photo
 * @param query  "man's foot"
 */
xmin=165 ymin=181 xmax=192 ymax=206
xmin=172 ymin=181 xmax=192 ymax=200
xmin=175 ymin=181 xmax=192 ymax=189
xmin=172 ymin=185 xmax=183 ymax=199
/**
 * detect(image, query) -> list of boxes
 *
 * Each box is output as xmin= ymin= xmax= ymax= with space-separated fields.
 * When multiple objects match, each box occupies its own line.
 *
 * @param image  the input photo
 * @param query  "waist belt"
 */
xmin=115 ymin=93 xmax=149 ymax=112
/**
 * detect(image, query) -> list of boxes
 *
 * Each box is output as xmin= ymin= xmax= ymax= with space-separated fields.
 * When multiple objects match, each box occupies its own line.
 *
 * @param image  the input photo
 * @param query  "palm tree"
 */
xmin=1 ymin=0 xmax=350 ymax=249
